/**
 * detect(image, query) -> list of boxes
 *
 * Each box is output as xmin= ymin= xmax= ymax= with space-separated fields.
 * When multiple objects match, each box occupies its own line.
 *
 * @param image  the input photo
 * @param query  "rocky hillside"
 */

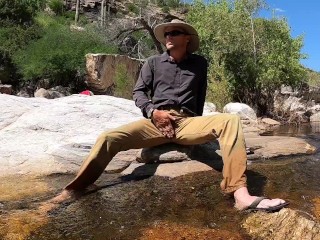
xmin=66 ymin=0 xmax=187 ymax=23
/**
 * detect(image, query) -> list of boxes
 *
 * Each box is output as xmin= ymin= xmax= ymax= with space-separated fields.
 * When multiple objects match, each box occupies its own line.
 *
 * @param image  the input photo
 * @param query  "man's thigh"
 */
xmin=107 ymin=118 xmax=170 ymax=149
xmin=174 ymin=114 xmax=233 ymax=145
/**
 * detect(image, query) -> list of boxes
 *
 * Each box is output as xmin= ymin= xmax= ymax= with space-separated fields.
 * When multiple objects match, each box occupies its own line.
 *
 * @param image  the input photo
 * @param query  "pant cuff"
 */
xmin=222 ymin=183 xmax=247 ymax=195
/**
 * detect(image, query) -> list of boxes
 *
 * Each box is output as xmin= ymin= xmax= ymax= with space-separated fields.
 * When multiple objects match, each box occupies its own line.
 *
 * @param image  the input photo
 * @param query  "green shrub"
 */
xmin=113 ymin=64 xmax=134 ymax=99
xmin=12 ymin=23 xmax=118 ymax=88
xmin=128 ymin=3 xmax=139 ymax=14
xmin=0 ymin=23 xmax=42 ymax=58
xmin=48 ymin=0 xmax=65 ymax=16
xmin=162 ymin=6 xmax=170 ymax=13
xmin=207 ymin=78 xmax=233 ymax=111
xmin=157 ymin=0 xmax=181 ymax=8
xmin=0 ymin=0 xmax=45 ymax=25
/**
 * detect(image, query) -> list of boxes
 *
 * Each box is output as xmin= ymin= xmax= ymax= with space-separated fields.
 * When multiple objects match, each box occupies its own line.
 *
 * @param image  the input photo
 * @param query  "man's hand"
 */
xmin=152 ymin=109 xmax=176 ymax=138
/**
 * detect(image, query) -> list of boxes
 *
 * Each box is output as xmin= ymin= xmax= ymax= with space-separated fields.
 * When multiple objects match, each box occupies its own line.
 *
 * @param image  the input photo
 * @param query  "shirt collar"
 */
xmin=160 ymin=51 xmax=194 ymax=63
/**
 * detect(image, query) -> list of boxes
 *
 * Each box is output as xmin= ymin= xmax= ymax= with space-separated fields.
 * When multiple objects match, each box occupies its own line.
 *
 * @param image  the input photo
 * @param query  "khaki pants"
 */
xmin=66 ymin=111 xmax=247 ymax=194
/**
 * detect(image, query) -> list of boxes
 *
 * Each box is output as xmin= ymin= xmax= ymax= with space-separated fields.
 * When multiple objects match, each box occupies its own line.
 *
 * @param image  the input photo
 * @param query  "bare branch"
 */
xmin=136 ymin=17 xmax=163 ymax=54
xmin=110 ymin=27 xmax=145 ymax=41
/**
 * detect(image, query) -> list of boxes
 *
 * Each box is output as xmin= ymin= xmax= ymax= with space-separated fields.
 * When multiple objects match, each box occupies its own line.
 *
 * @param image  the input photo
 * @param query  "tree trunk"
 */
xmin=138 ymin=18 xmax=163 ymax=54
xmin=101 ymin=0 xmax=106 ymax=26
xmin=75 ymin=0 xmax=80 ymax=25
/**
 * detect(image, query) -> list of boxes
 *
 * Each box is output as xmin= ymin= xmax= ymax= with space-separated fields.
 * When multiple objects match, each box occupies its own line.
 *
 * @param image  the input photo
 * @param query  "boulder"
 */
xmin=85 ymin=54 xmax=141 ymax=94
xmin=310 ymin=112 xmax=320 ymax=122
xmin=223 ymin=102 xmax=257 ymax=121
xmin=0 ymin=84 xmax=12 ymax=95
xmin=0 ymin=94 xmax=316 ymax=177
xmin=261 ymin=118 xmax=281 ymax=126
xmin=121 ymin=160 xmax=214 ymax=179
xmin=307 ymin=104 xmax=320 ymax=115
xmin=136 ymin=143 xmax=193 ymax=163
xmin=0 ymin=94 xmax=142 ymax=176
xmin=203 ymin=102 xmax=217 ymax=114
xmin=34 ymin=86 xmax=70 ymax=99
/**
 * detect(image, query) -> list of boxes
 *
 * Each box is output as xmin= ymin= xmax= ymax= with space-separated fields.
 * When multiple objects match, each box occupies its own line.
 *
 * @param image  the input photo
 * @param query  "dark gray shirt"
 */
xmin=133 ymin=51 xmax=208 ymax=118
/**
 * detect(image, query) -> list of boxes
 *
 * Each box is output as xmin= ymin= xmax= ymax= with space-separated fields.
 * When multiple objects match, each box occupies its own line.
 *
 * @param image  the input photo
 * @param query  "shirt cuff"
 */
xmin=145 ymin=104 xmax=155 ymax=118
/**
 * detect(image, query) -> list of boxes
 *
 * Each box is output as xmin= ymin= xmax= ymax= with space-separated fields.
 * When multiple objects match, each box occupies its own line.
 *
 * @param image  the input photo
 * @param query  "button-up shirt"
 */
xmin=133 ymin=51 xmax=208 ymax=118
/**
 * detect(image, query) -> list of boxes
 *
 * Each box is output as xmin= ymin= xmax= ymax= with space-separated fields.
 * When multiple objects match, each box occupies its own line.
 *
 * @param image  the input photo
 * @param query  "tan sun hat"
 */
xmin=154 ymin=19 xmax=200 ymax=53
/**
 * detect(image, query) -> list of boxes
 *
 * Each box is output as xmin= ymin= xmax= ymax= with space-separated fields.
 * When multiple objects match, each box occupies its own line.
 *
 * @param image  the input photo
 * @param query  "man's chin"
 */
xmin=166 ymin=44 xmax=174 ymax=50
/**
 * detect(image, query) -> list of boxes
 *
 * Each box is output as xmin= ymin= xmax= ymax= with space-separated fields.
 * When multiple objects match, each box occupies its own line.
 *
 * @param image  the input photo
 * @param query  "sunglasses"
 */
xmin=164 ymin=30 xmax=187 ymax=38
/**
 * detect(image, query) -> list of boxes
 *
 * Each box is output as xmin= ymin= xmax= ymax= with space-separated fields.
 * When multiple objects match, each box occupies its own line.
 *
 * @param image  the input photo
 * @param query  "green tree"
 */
xmin=187 ymin=0 xmax=306 ymax=115
xmin=0 ymin=0 xmax=46 ymax=25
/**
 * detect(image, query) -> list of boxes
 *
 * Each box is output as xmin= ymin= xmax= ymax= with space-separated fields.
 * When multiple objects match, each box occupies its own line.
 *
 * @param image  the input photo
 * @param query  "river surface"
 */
xmin=0 ymin=124 xmax=319 ymax=240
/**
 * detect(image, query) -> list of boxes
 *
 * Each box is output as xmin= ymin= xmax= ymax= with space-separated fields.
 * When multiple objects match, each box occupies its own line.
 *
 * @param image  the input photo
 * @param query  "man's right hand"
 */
xmin=152 ymin=109 xmax=176 ymax=138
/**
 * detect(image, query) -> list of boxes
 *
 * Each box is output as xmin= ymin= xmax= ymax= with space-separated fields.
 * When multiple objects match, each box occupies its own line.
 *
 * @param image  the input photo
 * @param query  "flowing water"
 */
xmin=0 ymin=124 xmax=320 ymax=240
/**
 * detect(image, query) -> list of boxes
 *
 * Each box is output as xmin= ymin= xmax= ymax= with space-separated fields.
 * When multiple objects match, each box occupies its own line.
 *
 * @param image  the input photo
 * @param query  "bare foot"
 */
xmin=38 ymin=184 xmax=99 ymax=214
xmin=234 ymin=187 xmax=287 ymax=211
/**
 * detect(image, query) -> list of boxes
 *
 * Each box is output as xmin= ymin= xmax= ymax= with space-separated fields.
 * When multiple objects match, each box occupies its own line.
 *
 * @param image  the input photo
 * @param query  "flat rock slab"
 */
xmin=245 ymin=135 xmax=316 ymax=159
xmin=121 ymin=160 xmax=214 ymax=178
xmin=243 ymin=208 xmax=320 ymax=240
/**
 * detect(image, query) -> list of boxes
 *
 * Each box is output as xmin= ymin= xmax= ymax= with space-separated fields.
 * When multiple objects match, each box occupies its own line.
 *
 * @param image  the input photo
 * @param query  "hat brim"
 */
xmin=154 ymin=22 xmax=199 ymax=53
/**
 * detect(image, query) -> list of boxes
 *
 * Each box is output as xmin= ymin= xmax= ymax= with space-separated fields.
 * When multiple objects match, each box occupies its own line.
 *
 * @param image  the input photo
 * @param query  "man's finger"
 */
xmin=167 ymin=114 xmax=176 ymax=121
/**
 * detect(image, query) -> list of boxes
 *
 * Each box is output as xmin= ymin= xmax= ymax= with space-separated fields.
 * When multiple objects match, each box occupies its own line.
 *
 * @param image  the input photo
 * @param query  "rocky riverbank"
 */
xmin=0 ymin=94 xmax=319 ymax=240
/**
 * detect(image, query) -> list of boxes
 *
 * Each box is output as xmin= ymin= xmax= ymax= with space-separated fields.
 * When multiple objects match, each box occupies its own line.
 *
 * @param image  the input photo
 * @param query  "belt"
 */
xmin=157 ymin=106 xmax=194 ymax=116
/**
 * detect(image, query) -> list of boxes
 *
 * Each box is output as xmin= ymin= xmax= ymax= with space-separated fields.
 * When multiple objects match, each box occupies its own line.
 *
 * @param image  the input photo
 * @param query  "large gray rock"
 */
xmin=0 ymin=94 xmax=142 ymax=176
xmin=136 ymin=143 xmax=193 ymax=163
xmin=310 ymin=112 xmax=320 ymax=122
xmin=121 ymin=160 xmax=214 ymax=178
xmin=0 ymin=94 xmax=316 ymax=178
xmin=223 ymin=102 xmax=257 ymax=121
xmin=34 ymin=86 xmax=71 ymax=99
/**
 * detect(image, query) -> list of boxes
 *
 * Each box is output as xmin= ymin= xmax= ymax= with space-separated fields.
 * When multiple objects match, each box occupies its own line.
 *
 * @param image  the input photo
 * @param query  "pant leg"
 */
xmin=174 ymin=113 xmax=247 ymax=194
xmin=65 ymin=119 xmax=169 ymax=190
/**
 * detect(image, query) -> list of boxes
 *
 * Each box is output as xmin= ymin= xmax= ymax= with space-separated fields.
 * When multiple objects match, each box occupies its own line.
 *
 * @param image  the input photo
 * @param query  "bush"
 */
xmin=127 ymin=3 xmax=139 ymax=15
xmin=12 ymin=21 xmax=118 ymax=89
xmin=48 ymin=0 xmax=65 ymax=16
xmin=113 ymin=64 xmax=134 ymax=99
xmin=187 ymin=0 xmax=306 ymax=115
xmin=0 ymin=0 xmax=45 ymax=25
xmin=207 ymin=78 xmax=233 ymax=112
xmin=162 ymin=6 xmax=170 ymax=13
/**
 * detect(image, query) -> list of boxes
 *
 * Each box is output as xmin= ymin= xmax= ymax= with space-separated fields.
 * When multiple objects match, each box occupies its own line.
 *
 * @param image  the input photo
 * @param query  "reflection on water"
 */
xmin=261 ymin=122 xmax=320 ymax=137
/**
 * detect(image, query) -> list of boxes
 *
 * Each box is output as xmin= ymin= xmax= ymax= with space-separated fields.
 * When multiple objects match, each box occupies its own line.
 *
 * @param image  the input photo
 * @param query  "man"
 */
xmin=55 ymin=19 xmax=288 ymax=212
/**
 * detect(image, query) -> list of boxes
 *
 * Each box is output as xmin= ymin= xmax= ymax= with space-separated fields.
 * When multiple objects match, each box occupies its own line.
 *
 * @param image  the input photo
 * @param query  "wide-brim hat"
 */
xmin=154 ymin=19 xmax=199 ymax=53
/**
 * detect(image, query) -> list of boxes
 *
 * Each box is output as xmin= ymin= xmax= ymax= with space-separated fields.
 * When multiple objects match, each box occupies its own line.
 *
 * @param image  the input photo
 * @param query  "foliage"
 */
xmin=305 ymin=68 xmax=320 ymax=88
xmin=128 ymin=3 xmax=139 ymax=15
xmin=162 ymin=6 xmax=170 ymax=13
xmin=157 ymin=0 xmax=182 ymax=8
xmin=187 ymin=0 xmax=306 ymax=115
xmin=0 ymin=23 xmax=42 ymax=58
xmin=12 ymin=16 xmax=118 ymax=89
xmin=113 ymin=64 xmax=135 ymax=99
xmin=0 ymin=0 xmax=46 ymax=25
xmin=48 ymin=0 xmax=65 ymax=16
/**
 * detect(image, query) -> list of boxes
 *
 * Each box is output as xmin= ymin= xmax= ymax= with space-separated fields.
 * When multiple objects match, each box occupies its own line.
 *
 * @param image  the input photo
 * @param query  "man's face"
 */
xmin=164 ymin=26 xmax=190 ymax=52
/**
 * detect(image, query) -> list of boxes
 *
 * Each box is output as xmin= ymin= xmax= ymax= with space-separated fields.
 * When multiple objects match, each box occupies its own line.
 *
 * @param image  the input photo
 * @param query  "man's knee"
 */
xmin=218 ymin=113 xmax=241 ymax=123
xmin=96 ymin=131 xmax=120 ymax=145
